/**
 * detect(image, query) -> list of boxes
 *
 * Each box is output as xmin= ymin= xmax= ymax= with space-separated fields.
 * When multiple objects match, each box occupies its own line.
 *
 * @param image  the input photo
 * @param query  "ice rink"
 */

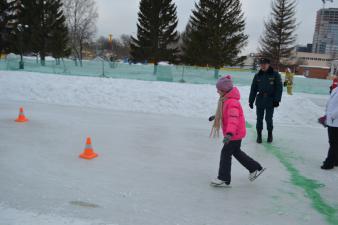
xmin=0 ymin=71 xmax=337 ymax=225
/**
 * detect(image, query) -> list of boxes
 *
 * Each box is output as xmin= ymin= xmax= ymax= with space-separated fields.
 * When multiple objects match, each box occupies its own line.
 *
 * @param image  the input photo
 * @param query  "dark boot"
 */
xmin=321 ymin=164 xmax=334 ymax=170
xmin=267 ymin=131 xmax=273 ymax=143
xmin=321 ymin=160 xmax=334 ymax=170
xmin=257 ymin=130 xmax=262 ymax=144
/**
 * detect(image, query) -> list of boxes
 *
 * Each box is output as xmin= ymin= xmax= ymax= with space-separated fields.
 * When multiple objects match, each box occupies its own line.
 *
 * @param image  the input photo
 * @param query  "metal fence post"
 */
xmin=180 ymin=66 xmax=186 ymax=83
xmin=102 ymin=60 xmax=105 ymax=77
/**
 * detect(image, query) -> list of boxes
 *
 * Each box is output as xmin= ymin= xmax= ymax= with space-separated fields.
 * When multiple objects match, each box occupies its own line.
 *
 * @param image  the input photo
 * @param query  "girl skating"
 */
xmin=210 ymin=75 xmax=265 ymax=187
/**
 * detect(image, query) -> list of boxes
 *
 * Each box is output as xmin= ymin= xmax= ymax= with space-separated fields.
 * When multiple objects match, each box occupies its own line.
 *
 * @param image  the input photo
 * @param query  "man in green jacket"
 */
xmin=249 ymin=58 xmax=283 ymax=143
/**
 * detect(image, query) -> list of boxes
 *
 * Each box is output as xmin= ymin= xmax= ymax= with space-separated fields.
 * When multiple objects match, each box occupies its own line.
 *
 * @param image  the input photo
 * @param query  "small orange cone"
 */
xmin=15 ymin=107 xmax=28 ymax=123
xmin=79 ymin=137 xmax=98 ymax=160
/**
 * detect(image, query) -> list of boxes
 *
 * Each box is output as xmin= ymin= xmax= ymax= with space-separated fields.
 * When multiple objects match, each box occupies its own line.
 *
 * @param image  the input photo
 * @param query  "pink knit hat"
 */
xmin=216 ymin=75 xmax=233 ymax=92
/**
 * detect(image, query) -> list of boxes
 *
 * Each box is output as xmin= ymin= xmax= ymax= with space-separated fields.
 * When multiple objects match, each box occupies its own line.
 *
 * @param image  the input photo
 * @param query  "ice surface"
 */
xmin=0 ymin=71 xmax=336 ymax=225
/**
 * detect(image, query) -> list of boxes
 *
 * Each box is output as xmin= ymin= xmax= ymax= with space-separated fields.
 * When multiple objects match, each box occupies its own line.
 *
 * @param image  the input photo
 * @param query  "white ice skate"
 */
xmin=249 ymin=168 xmax=266 ymax=182
xmin=210 ymin=178 xmax=231 ymax=188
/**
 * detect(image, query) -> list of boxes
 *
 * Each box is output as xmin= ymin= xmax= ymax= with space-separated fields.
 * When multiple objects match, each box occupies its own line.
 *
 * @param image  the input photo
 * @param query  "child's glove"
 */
xmin=223 ymin=134 xmax=232 ymax=145
xmin=249 ymin=103 xmax=254 ymax=109
xmin=318 ymin=116 xmax=327 ymax=128
xmin=208 ymin=115 xmax=215 ymax=122
xmin=273 ymin=102 xmax=280 ymax=108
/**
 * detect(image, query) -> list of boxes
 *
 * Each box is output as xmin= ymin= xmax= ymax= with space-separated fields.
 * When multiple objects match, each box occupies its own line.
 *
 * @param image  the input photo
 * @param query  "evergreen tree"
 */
xmin=17 ymin=0 xmax=69 ymax=65
xmin=49 ymin=0 xmax=70 ymax=64
xmin=182 ymin=0 xmax=248 ymax=78
xmin=15 ymin=0 xmax=40 ymax=59
xmin=180 ymin=21 xmax=207 ymax=66
xmin=259 ymin=0 xmax=297 ymax=71
xmin=130 ymin=0 xmax=179 ymax=74
xmin=0 ymin=0 xmax=17 ymax=53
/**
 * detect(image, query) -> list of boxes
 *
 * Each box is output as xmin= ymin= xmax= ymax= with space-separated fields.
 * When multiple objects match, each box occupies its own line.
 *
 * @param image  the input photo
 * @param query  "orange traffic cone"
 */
xmin=15 ymin=107 xmax=28 ymax=123
xmin=79 ymin=137 xmax=98 ymax=160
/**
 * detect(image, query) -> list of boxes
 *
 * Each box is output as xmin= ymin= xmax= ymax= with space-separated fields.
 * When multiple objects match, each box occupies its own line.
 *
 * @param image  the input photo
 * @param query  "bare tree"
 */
xmin=120 ymin=34 xmax=131 ymax=46
xmin=63 ymin=0 xmax=98 ymax=66
xmin=118 ymin=34 xmax=131 ymax=58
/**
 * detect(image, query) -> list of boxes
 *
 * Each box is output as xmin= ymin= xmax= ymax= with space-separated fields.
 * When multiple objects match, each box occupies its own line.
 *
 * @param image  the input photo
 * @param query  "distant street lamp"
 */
xmin=108 ymin=34 xmax=113 ymax=52
xmin=108 ymin=34 xmax=115 ymax=68
xmin=17 ymin=24 xmax=28 ymax=69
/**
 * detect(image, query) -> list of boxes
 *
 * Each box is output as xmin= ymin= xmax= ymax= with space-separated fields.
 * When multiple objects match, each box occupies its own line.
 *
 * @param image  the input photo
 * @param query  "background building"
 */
xmin=296 ymin=44 xmax=313 ymax=53
xmin=294 ymin=52 xmax=332 ymax=67
xmin=312 ymin=8 xmax=338 ymax=58
xmin=280 ymin=51 xmax=331 ymax=78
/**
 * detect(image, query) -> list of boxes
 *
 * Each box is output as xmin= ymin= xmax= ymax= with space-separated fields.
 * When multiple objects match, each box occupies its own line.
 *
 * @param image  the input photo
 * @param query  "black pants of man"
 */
xmin=323 ymin=126 xmax=338 ymax=166
xmin=218 ymin=140 xmax=263 ymax=184
xmin=256 ymin=107 xmax=274 ymax=132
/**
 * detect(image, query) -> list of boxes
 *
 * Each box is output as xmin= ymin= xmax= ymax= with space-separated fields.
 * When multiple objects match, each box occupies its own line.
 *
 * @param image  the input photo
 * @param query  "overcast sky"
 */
xmin=95 ymin=0 xmax=338 ymax=54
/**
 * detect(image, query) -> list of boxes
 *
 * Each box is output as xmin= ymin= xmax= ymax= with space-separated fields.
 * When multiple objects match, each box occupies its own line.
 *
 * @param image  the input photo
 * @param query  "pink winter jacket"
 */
xmin=222 ymin=87 xmax=246 ymax=140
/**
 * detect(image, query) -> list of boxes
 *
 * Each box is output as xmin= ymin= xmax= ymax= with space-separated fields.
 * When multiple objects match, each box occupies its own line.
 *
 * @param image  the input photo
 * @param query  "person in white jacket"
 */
xmin=321 ymin=87 xmax=338 ymax=169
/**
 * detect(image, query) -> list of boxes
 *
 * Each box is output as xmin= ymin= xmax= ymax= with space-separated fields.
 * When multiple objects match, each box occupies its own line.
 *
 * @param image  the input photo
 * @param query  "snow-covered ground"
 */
xmin=0 ymin=71 xmax=337 ymax=225
xmin=0 ymin=71 xmax=326 ymax=126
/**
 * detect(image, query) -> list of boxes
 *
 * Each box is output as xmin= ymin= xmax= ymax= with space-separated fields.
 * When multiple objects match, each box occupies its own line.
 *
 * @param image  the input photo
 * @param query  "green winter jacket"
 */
xmin=249 ymin=67 xmax=283 ymax=108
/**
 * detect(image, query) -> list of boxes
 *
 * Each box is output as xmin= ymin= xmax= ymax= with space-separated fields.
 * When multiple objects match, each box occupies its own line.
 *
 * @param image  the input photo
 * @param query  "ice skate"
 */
xmin=249 ymin=168 xmax=266 ymax=181
xmin=210 ymin=178 xmax=231 ymax=188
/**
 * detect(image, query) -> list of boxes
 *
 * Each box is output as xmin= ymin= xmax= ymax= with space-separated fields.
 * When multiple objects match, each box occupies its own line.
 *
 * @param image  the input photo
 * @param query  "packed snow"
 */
xmin=0 ymin=71 xmax=337 ymax=225
xmin=0 ymin=71 xmax=326 ymax=126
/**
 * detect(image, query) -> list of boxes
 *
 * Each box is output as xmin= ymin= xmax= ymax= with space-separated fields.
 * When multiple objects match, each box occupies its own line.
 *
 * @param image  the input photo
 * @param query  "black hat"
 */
xmin=259 ymin=58 xmax=271 ymax=64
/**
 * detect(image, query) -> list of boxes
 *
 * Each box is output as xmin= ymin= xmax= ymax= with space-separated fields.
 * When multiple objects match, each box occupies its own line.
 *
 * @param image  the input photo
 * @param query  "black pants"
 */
xmin=256 ymin=107 xmax=274 ymax=132
xmin=218 ymin=140 xmax=262 ymax=184
xmin=324 ymin=126 xmax=338 ymax=166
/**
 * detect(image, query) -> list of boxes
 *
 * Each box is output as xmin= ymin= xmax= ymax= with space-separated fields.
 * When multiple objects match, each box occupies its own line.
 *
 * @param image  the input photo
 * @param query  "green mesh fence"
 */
xmin=0 ymin=57 xmax=331 ymax=95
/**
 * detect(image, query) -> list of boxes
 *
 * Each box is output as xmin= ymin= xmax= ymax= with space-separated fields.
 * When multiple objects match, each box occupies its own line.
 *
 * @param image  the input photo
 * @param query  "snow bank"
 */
xmin=0 ymin=71 xmax=328 ymax=128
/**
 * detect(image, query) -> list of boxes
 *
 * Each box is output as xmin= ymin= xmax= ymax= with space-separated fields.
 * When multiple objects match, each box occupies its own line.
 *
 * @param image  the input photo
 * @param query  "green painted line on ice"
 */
xmin=264 ymin=143 xmax=338 ymax=225
xmin=247 ymin=122 xmax=338 ymax=225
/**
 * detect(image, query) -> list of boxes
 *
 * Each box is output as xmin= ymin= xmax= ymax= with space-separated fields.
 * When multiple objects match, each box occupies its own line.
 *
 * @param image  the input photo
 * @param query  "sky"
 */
xmin=95 ymin=0 xmax=338 ymax=54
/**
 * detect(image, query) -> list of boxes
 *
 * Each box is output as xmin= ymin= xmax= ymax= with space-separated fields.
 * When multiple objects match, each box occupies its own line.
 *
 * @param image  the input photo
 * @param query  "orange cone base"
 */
xmin=79 ymin=153 xmax=98 ymax=160
xmin=15 ymin=118 xmax=28 ymax=123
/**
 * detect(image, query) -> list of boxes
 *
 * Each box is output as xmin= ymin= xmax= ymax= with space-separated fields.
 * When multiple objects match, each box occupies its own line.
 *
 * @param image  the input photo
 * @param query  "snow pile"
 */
xmin=0 ymin=71 xmax=327 ymax=128
xmin=0 ymin=71 xmax=217 ymax=118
